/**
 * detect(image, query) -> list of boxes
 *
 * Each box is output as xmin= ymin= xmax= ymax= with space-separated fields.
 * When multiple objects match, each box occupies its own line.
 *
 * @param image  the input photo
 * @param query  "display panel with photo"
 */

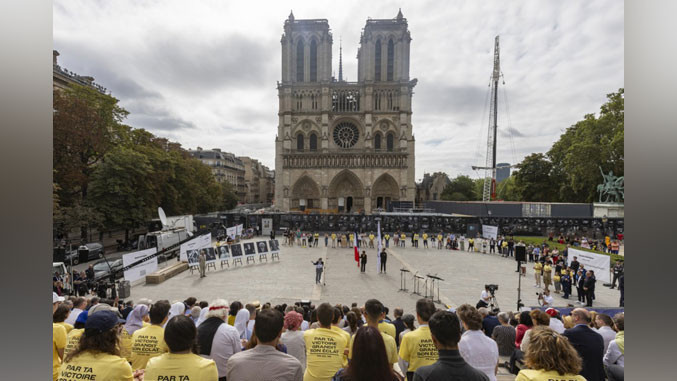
xmin=269 ymin=239 xmax=280 ymax=252
xmin=256 ymin=241 xmax=268 ymax=253
xmin=230 ymin=244 xmax=243 ymax=257
xmin=205 ymin=247 xmax=217 ymax=262
xmin=218 ymin=245 xmax=230 ymax=259
xmin=187 ymin=249 xmax=200 ymax=265
xmin=243 ymin=242 xmax=256 ymax=256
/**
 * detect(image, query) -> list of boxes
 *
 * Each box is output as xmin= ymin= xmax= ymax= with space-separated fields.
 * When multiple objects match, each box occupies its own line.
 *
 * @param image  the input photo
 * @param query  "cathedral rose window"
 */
xmin=333 ymin=122 xmax=359 ymax=148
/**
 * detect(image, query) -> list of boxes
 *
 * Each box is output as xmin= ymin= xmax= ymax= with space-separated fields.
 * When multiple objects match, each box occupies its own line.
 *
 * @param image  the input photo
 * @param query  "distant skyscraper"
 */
xmin=496 ymin=163 xmax=510 ymax=182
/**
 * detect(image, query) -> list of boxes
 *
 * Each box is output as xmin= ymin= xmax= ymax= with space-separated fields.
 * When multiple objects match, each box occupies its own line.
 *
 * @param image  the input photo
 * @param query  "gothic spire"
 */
xmin=289 ymin=10 xmax=295 ymax=22
xmin=338 ymin=36 xmax=343 ymax=82
xmin=396 ymin=8 xmax=403 ymax=20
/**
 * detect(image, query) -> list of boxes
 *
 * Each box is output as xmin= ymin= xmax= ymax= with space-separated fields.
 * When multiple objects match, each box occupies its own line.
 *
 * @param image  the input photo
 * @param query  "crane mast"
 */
xmin=482 ymin=36 xmax=500 ymax=201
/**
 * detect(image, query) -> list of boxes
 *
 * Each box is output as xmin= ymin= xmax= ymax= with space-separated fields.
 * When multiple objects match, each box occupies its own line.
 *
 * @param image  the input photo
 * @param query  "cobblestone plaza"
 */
xmin=131 ymin=238 xmax=622 ymax=315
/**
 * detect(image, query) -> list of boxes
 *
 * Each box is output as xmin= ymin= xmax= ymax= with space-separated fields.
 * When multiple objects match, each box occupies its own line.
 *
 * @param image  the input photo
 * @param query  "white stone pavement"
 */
xmin=129 ymin=238 xmax=622 ymax=316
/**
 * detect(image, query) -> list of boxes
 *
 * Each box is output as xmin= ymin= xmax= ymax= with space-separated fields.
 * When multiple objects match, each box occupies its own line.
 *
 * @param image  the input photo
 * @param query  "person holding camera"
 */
xmin=537 ymin=289 xmax=554 ymax=308
xmin=476 ymin=285 xmax=493 ymax=309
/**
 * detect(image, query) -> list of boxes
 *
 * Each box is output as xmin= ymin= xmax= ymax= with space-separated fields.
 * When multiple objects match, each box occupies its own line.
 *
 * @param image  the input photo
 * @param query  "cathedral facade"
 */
xmin=274 ymin=10 xmax=417 ymax=213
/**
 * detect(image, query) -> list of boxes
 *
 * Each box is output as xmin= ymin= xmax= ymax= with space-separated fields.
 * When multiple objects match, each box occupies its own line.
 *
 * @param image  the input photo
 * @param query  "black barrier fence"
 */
xmin=195 ymin=213 xmax=623 ymax=239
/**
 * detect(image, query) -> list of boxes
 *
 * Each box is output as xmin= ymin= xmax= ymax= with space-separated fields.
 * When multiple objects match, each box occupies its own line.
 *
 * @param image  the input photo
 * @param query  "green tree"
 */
xmin=220 ymin=182 xmax=239 ymax=211
xmin=513 ymin=153 xmax=556 ymax=201
xmin=441 ymin=175 xmax=476 ymax=201
xmin=496 ymin=175 xmax=520 ymax=201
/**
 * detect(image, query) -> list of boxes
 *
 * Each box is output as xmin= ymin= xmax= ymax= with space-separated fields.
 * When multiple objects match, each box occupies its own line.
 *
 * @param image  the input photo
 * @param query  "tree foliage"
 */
xmin=441 ymin=175 xmax=477 ymax=201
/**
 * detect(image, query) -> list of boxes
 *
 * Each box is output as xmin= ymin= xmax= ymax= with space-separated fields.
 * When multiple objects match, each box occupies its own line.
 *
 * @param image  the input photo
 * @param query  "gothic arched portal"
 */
xmin=328 ymin=169 xmax=364 ymax=213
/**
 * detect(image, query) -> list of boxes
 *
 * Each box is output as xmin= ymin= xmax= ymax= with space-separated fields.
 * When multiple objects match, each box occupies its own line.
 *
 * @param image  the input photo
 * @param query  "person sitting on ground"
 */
xmin=342 ymin=311 xmax=360 ymax=337
xmin=515 ymin=326 xmax=586 ymax=381
xmin=58 ymin=310 xmax=133 ymax=381
xmin=595 ymin=313 xmax=617 ymax=353
xmin=349 ymin=299 xmax=398 ymax=368
xmin=604 ymin=313 xmax=624 ymax=381
xmin=413 ymin=310 xmax=489 ymax=381
xmin=491 ymin=312 xmax=516 ymax=358
xmin=520 ymin=310 xmax=551 ymax=354
xmin=197 ymin=299 xmax=241 ymax=381
xmin=120 ymin=304 xmax=149 ymax=360
xmin=54 ymin=303 xmax=74 ymax=333
xmin=130 ymin=300 xmax=170 ymax=370
xmin=227 ymin=308 xmax=303 ymax=381
xmin=281 ymin=311 xmax=306 ymax=372
xmin=335 ymin=326 xmax=403 ymax=381
xmin=144 ymin=315 xmax=218 ymax=381
xmin=478 ymin=307 xmax=500 ymax=337
xmin=457 ymin=304 xmax=499 ymax=381
xmin=399 ymin=299 xmax=439 ymax=381
xmin=545 ymin=308 xmax=565 ymax=334
xmin=65 ymin=297 xmax=87 ymax=325
xmin=563 ymin=308 xmax=606 ymax=381
xmin=304 ymin=302 xmax=351 ymax=381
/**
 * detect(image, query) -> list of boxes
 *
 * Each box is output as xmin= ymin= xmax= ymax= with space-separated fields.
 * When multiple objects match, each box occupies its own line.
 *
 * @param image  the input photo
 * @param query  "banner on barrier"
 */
xmin=262 ymin=218 xmax=273 ymax=236
xmin=236 ymin=224 xmax=243 ymax=236
xmin=123 ymin=248 xmax=158 ymax=282
xmin=180 ymin=233 xmax=212 ymax=262
xmin=226 ymin=226 xmax=237 ymax=239
xmin=482 ymin=225 xmax=498 ymax=240
xmin=567 ymin=248 xmax=611 ymax=283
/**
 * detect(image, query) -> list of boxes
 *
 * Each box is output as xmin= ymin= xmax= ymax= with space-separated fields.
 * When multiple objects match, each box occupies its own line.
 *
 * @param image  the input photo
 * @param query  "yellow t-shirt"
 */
xmin=56 ymin=321 xmax=74 ymax=334
xmin=331 ymin=326 xmax=351 ymax=367
xmin=349 ymin=234 xmax=354 ymax=242
xmin=401 ymin=234 xmax=406 ymax=239
xmin=398 ymin=326 xmax=438 ymax=372
xmin=58 ymin=352 xmax=133 ymax=381
xmin=348 ymin=329 xmax=398 ymax=364
xmin=314 ymin=233 xmax=320 ymax=239
xmin=502 ymin=242 xmax=508 ymax=248
xmin=119 ymin=327 xmax=134 ymax=360
xmin=414 ymin=234 xmax=419 ymax=240
xmin=516 ymin=369 xmax=587 ymax=381
xmin=53 ymin=323 xmax=67 ymax=380
xmin=385 ymin=234 xmax=390 ymax=240
xmin=369 ymin=234 xmax=375 ymax=241
xmin=64 ymin=329 xmax=83 ymax=359
xmin=543 ymin=265 xmax=552 ymax=275
xmin=423 ymin=234 xmax=428 ymax=240
xmin=378 ymin=321 xmax=397 ymax=340
xmin=437 ymin=234 xmax=443 ymax=241
xmin=534 ymin=263 xmax=543 ymax=272
xmin=144 ymin=352 xmax=218 ymax=381
xmin=228 ymin=315 xmax=236 ymax=326
xmin=130 ymin=324 xmax=168 ymax=370
xmin=303 ymin=327 xmax=350 ymax=381
xmin=331 ymin=233 xmax=337 ymax=240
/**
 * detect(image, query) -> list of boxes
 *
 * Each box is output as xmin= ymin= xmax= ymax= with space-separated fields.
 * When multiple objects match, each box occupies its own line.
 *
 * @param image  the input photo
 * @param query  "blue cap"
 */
xmin=84 ymin=310 xmax=124 ymax=335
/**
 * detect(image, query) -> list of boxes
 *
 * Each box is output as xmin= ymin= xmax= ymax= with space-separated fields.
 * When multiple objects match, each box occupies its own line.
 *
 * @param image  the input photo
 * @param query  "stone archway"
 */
xmin=328 ymin=169 xmax=364 ymax=213
xmin=372 ymin=173 xmax=399 ymax=211
xmin=291 ymin=175 xmax=320 ymax=211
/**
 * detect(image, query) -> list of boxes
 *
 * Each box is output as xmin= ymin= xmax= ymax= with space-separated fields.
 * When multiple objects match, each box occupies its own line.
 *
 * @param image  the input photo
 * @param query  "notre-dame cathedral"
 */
xmin=274 ymin=10 xmax=417 ymax=213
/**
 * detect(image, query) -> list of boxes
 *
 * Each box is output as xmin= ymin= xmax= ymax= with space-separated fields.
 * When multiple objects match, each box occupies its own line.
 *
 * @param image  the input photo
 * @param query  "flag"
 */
xmin=354 ymin=232 xmax=359 ymax=267
xmin=377 ymin=220 xmax=382 ymax=272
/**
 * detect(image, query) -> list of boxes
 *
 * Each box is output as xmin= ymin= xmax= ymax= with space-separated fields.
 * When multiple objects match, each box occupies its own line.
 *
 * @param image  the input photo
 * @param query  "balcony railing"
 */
xmin=282 ymin=151 xmax=408 ymax=169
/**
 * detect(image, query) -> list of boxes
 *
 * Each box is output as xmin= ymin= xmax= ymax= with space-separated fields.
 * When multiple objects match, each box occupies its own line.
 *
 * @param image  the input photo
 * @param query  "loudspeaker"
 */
xmin=515 ymin=246 xmax=526 ymax=262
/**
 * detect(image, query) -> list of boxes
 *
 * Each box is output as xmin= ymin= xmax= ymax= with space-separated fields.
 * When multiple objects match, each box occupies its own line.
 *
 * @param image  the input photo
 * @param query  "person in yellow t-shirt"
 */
xmin=58 ymin=310 xmax=133 ymax=381
xmin=130 ymin=300 xmax=170 ymax=370
xmin=384 ymin=233 xmax=391 ymax=248
xmin=400 ymin=233 xmax=406 ymax=247
xmin=144 ymin=315 xmax=218 ymax=381
xmin=331 ymin=233 xmax=337 ymax=248
xmin=422 ymin=233 xmax=429 ymax=248
xmin=303 ymin=303 xmax=350 ymax=381
xmin=437 ymin=234 xmax=444 ymax=249
xmin=53 ymin=304 xmax=74 ymax=333
xmin=413 ymin=233 xmax=420 ymax=248
xmin=331 ymin=307 xmax=352 ymax=367
xmin=533 ymin=261 xmax=543 ymax=288
xmin=120 ymin=304 xmax=150 ymax=360
xmin=53 ymin=292 xmax=66 ymax=381
xmin=399 ymin=298 xmax=439 ymax=379
xmin=369 ymin=233 xmax=375 ymax=248
xmin=349 ymin=299 xmax=398 ymax=366
xmin=378 ymin=319 xmax=397 ymax=341
xmin=542 ymin=262 xmax=553 ymax=292
xmin=64 ymin=328 xmax=83 ymax=359
xmin=515 ymin=326 xmax=586 ymax=381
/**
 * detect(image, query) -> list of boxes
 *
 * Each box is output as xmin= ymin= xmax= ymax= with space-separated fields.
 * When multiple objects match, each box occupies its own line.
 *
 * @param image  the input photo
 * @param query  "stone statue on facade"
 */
xmin=597 ymin=167 xmax=624 ymax=203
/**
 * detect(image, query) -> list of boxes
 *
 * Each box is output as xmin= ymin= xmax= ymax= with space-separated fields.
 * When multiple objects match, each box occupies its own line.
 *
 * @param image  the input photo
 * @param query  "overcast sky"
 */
xmin=53 ymin=0 xmax=623 ymax=182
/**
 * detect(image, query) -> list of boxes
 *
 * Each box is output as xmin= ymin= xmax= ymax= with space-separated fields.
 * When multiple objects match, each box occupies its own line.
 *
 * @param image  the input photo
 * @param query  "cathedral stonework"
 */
xmin=274 ymin=10 xmax=416 ymax=213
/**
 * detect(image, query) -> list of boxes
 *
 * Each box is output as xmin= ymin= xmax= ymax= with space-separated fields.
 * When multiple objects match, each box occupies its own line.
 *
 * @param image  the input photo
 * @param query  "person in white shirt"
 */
xmin=545 ymin=308 xmax=565 ymax=334
xmin=456 ymin=304 xmax=499 ymax=381
xmin=476 ymin=286 xmax=492 ymax=309
xmin=595 ymin=313 xmax=617 ymax=353
xmin=604 ymin=313 xmax=624 ymax=381
xmin=197 ymin=299 xmax=242 ymax=379
xmin=280 ymin=311 xmax=306 ymax=372
xmin=245 ymin=304 xmax=257 ymax=341
xmin=64 ymin=297 xmax=87 ymax=325
xmin=538 ymin=289 xmax=554 ymax=308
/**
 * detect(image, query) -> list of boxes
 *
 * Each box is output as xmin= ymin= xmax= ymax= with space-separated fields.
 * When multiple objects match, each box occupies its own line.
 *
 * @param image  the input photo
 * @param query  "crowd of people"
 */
xmin=53 ymin=291 xmax=624 ymax=381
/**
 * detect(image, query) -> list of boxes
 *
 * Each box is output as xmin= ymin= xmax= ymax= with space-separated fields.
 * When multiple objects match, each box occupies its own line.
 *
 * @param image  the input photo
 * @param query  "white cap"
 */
xmin=53 ymin=292 xmax=65 ymax=304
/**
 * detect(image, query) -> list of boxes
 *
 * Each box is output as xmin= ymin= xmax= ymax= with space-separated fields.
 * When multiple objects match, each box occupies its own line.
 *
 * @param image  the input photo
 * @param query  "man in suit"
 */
xmin=563 ymin=308 xmax=605 ymax=381
xmin=360 ymin=251 xmax=367 ymax=273
xmin=583 ymin=270 xmax=596 ymax=307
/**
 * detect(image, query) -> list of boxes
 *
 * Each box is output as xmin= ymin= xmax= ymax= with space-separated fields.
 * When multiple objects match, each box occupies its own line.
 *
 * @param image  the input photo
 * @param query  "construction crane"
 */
xmin=472 ymin=35 xmax=502 ymax=201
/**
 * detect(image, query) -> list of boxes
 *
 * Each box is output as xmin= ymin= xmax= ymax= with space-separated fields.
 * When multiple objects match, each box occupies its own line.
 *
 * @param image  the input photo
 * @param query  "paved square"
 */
xmin=130 ymin=238 xmax=622 ymax=315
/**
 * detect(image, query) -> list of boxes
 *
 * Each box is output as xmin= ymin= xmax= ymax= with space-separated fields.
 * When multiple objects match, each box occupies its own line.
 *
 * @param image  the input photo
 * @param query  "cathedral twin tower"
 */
xmin=274 ymin=10 xmax=417 ymax=213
